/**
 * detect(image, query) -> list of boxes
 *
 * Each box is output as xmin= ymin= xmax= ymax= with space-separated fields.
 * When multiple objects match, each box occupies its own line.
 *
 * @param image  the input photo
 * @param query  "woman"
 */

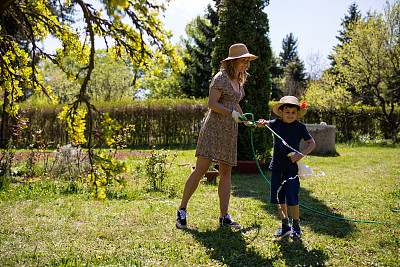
xmin=176 ymin=43 xmax=258 ymax=229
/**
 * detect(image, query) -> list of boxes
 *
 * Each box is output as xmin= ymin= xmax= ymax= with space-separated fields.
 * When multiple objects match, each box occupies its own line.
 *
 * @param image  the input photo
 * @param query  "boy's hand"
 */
xmin=288 ymin=152 xmax=303 ymax=163
xmin=256 ymin=119 xmax=269 ymax=127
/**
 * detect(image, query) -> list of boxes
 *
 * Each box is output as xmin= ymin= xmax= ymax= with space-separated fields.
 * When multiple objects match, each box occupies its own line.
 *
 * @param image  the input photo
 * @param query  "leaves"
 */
xmin=332 ymin=1 xmax=400 ymax=139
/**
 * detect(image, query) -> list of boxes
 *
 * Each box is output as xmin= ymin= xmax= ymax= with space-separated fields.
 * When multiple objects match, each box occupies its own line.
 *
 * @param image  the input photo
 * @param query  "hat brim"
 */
xmin=220 ymin=54 xmax=258 ymax=63
xmin=273 ymin=103 xmax=307 ymax=119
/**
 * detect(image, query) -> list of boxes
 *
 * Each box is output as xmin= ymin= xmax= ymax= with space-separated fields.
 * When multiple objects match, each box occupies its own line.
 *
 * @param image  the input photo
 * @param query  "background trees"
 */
xmin=212 ymin=0 xmax=273 ymax=161
xmin=0 ymin=0 xmax=181 ymax=145
xmin=333 ymin=1 xmax=400 ymax=140
xmin=177 ymin=5 xmax=218 ymax=98
xmin=279 ymin=33 xmax=307 ymax=98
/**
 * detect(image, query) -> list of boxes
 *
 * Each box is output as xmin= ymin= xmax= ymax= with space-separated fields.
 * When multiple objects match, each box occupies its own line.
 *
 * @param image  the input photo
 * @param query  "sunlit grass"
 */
xmin=0 ymin=144 xmax=399 ymax=266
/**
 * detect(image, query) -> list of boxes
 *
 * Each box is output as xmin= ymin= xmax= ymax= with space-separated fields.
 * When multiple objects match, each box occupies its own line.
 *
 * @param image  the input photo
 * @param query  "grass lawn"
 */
xmin=0 ymin=143 xmax=399 ymax=266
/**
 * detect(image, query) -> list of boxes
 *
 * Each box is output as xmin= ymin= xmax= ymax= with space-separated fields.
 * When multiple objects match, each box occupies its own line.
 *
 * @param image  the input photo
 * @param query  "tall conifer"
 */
xmin=178 ymin=5 xmax=218 ymax=98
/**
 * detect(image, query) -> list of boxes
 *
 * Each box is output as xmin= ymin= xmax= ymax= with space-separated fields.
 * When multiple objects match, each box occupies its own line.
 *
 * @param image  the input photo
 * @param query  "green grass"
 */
xmin=0 ymin=144 xmax=399 ymax=266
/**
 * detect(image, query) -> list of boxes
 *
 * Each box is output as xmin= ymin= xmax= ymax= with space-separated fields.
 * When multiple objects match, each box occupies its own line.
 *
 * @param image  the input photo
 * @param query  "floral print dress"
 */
xmin=195 ymin=70 xmax=244 ymax=166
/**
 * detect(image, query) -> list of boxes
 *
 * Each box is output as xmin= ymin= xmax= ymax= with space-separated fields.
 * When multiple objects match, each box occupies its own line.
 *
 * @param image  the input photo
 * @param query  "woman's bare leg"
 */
xmin=179 ymin=157 xmax=212 ymax=209
xmin=217 ymin=162 xmax=232 ymax=217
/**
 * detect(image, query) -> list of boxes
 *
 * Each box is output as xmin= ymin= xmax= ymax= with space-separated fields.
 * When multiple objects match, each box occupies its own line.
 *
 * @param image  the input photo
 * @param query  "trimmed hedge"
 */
xmin=12 ymin=100 xmax=207 ymax=148
xmin=8 ymin=100 xmax=399 ymax=148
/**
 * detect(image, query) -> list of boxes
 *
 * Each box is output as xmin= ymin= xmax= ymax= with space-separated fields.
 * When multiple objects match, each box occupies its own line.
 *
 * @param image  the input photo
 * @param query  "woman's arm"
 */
xmin=208 ymin=88 xmax=235 ymax=115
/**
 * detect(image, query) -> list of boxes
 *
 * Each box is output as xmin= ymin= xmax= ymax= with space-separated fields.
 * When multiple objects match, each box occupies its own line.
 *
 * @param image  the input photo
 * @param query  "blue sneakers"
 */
xmin=274 ymin=225 xmax=291 ymax=237
xmin=290 ymin=225 xmax=302 ymax=238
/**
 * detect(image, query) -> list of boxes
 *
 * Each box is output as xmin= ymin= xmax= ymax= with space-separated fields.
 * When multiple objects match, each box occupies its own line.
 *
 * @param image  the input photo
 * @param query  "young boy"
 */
xmin=257 ymin=96 xmax=315 ymax=238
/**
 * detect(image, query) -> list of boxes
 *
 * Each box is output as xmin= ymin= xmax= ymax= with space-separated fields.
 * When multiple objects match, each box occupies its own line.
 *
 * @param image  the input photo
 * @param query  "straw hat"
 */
xmin=221 ymin=43 xmax=258 ymax=63
xmin=273 ymin=96 xmax=307 ymax=118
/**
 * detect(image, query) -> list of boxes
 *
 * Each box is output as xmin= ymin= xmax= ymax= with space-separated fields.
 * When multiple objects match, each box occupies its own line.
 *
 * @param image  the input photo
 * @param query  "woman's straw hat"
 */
xmin=273 ymin=96 xmax=307 ymax=118
xmin=221 ymin=43 xmax=258 ymax=63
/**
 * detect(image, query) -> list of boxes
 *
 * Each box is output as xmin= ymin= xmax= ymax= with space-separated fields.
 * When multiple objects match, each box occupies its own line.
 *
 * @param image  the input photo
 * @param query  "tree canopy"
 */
xmin=1 ymin=0 xmax=180 ymax=106
xmin=0 ymin=0 xmax=181 ymax=142
xmin=177 ymin=4 xmax=218 ymax=98
xmin=0 ymin=0 xmax=183 ymax=196
xmin=333 ymin=0 xmax=400 ymax=140
xmin=279 ymin=33 xmax=306 ymax=98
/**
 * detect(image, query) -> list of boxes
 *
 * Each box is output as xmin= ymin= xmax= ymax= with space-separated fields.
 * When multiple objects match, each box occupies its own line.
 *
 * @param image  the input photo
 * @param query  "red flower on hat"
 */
xmin=301 ymin=101 xmax=307 ymax=109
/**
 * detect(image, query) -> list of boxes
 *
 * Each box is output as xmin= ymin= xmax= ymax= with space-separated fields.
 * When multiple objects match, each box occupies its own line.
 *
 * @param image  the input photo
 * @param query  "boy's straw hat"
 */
xmin=221 ymin=43 xmax=258 ymax=63
xmin=273 ymin=96 xmax=307 ymax=118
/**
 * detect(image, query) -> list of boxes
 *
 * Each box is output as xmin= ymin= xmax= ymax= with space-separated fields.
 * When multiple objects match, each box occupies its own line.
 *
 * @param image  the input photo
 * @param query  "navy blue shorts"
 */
xmin=270 ymin=171 xmax=300 ymax=206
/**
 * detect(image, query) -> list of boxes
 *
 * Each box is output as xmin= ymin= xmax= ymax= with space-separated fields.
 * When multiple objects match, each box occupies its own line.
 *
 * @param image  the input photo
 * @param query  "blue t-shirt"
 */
xmin=269 ymin=119 xmax=312 ymax=173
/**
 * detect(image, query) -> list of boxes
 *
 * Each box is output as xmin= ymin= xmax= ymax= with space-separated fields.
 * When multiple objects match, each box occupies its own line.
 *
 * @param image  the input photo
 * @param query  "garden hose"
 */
xmin=240 ymin=113 xmax=400 ymax=226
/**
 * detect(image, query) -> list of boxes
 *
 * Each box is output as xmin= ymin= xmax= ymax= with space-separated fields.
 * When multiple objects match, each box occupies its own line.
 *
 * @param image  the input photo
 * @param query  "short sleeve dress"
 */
xmin=195 ymin=70 xmax=244 ymax=166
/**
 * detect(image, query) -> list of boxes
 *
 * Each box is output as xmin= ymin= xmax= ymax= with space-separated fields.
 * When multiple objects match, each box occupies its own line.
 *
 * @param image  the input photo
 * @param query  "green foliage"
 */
xmin=88 ymin=152 xmax=128 ymax=200
xmin=332 ymin=0 xmax=400 ymax=140
xmin=0 ymin=144 xmax=399 ymax=266
xmin=0 ymin=1 xmax=183 ymax=192
xmin=213 ymin=0 xmax=273 ymax=161
xmin=269 ymin=54 xmax=285 ymax=100
xmin=178 ymin=5 xmax=218 ymax=98
xmin=15 ymin=99 xmax=208 ymax=148
xmin=279 ymin=33 xmax=307 ymax=97
xmin=144 ymin=146 xmax=177 ymax=190
xmin=86 ymin=121 xmax=134 ymax=200
xmin=139 ymin=57 xmax=185 ymax=99
xmin=58 ymin=106 xmax=87 ymax=146
xmin=304 ymin=71 xmax=354 ymax=110
xmin=279 ymin=33 xmax=299 ymax=67
xmin=40 ymin=50 xmax=136 ymax=103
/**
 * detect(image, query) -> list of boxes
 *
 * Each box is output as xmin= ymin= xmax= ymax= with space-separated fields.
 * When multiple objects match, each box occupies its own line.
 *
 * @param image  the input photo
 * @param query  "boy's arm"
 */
xmin=290 ymin=138 xmax=316 ymax=163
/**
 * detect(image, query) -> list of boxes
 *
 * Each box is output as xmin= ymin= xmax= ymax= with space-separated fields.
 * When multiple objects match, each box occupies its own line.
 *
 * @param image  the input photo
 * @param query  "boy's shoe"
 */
xmin=273 ymin=225 xmax=291 ymax=237
xmin=290 ymin=225 xmax=302 ymax=239
xmin=220 ymin=214 xmax=241 ymax=229
xmin=176 ymin=208 xmax=187 ymax=229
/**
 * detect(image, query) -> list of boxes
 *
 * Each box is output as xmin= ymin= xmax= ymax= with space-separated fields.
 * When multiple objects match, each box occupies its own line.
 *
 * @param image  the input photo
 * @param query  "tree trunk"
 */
xmin=0 ymin=89 xmax=10 ymax=147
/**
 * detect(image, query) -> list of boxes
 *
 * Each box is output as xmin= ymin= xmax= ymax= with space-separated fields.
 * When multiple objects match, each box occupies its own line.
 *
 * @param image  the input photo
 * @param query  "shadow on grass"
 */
xmin=273 ymin=237 xmax=329 ymax=266
xmin=185 ymin=224 xmax=329 ymax=267
xmin=231 ymin=173 xmax=355 ymax=238
xmin=185 ymin=224 xmax=276 ymax=266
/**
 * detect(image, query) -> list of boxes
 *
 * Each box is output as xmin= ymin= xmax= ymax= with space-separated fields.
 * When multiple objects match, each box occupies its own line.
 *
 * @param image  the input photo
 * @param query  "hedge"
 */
xmin=6 ymin=100 xmax=399 ymax=149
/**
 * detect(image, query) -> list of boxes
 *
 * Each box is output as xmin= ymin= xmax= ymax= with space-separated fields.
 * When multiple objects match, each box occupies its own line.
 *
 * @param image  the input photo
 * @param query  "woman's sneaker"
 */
xmin=273 ymin=225 xmax=291 ymax=237
xmin=176 ymin=208 xmax=187 ymax=229
xmin=219 ymin=214 xmax=241 ymax=229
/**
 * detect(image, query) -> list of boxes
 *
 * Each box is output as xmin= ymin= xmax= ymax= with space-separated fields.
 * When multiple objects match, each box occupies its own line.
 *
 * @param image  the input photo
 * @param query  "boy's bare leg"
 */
xmin=290 ymin=205 xmax=300 ymax=221
xmin=277 ymin=204 xmax=288 ymax=219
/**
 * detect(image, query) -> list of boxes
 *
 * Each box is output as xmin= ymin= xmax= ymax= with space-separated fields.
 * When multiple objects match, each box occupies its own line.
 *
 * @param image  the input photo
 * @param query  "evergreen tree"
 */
xmin=329 ymin=3 xmax=361 ymax=66
xmin=279 ymin=33 xmax=306 ymax=98
xmin=212 ymin=0 xmax=272 ymax=161
xmin=178 ymin=5 xmax=218 ymax=98
xmin=328 ymin=3 xmax=362 ymax=102
xmin=279 ymin=33 xmax=299 ymax=67
xmin=269 ymin=54 xmax=285 ymax=100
